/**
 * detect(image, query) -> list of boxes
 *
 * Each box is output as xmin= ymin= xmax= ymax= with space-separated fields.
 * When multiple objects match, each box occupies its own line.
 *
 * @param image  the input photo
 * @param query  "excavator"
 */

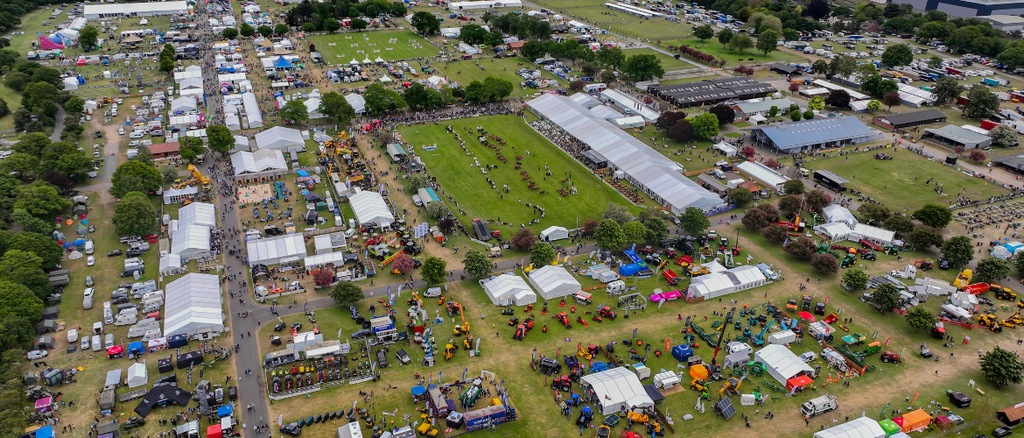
xmin=719 ymin=376 xmax=744 ymax=398
xmin=689 ymin=364 xmax=710 ymax=398
xmin=173 ymin=165 xmax=211 ymax=191
xmin=751 ymin=320 xmax=776 ymax=347
xmin=443 ymin=341 xmax=458 ymax=360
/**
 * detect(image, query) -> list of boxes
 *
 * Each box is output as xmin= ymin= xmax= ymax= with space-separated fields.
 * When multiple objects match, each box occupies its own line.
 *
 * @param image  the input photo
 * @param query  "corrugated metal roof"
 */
xmin=924 ymin=125 xmax=992 ymax=147
xmin=747 ymin=116 xmax=876 ymax=151
xmin=737 ymin=161 xmax=789 ymax=188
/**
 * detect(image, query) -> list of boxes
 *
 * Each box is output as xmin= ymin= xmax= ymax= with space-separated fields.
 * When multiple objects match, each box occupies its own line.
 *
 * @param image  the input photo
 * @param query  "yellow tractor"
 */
xmin=577 ymin=346 xmax=593 ymax=361
xmin=719 ymin=376 xmax=744 ymax=398
xmin=689 ymin=364 xmax=708 ymax=392
xmin=689 ymin=264 xmax=709 ymax=276
xmin=626 ymin=412 xmax=649 ymax=423
xmin=463 ymin=336 xmax=474 ymax=350
xmin=953 ymin=269 xmax=973 ymax=289
xmin=443 ymin=343 xmax=457 ymax=360
xmin=452 ymin=322 xmax=470 ymax=337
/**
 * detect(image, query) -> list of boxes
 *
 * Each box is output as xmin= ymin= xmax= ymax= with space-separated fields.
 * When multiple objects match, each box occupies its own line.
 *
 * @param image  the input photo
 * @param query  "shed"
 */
xmin=652 ymin=371 xmax=680 ymax=389
xmin=997 ymin=402 xmax=1024 ymax=426
xmin=480 ymin=274 xmax=536 ymax=306
xmin=349 ymin=190 xmax=395 ymax=228
xmin=753 ymin=344 xmax=813 ymax=386
xmin=539 ymin=226 xmax=569 ymax=241
xmin=923 ymin=125 xmax=992 ymax=149
xmin=127 ymin=363 xmax=148 ymax=388
xmin=813 ymin=416 xmax=886 ymax=438
xmin=527 ymin=265 xmax=581 ymax=301
xmin=578 ymin=367 xmax=654 ymax=415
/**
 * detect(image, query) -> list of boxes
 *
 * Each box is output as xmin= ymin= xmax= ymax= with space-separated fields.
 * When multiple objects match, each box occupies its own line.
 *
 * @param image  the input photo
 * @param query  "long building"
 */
xmin=84 ymin=1 xmax=189 ymax=18
xmin=648 ymin=77 xmax=777 ymax=108
xmin=744 ymin=116 xmax=880 ymax=153
xmin=527 ymin=94 xmax=725 ymax=214
xmin=889 ymin=0 xmax=1024 ymax=17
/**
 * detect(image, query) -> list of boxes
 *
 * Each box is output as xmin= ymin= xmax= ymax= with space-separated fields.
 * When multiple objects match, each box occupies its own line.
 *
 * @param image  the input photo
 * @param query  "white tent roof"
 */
xmin=754 ymin=344 xmax=814 ymax=386
xmin=127 ymin=363 xmax=148 ymax=388
xmin=179 ymin=77 xmax=203 ymax=90
xmin=481 ymin=274 xmax=537 ymax=306
xmin=349 ymin=190 xmax=394 ymax=228
xmin=303 ymin=251 xmax=347 ymax=269
xmin=579 ymin=367 xmax=654 ymax=415
xmin=688 ymin=265 xmax=766 ymax=300
xmin=305 ymin=98 xmax=323 ymax=119
xmin=822 ymin=205 xmax=857 ymax=227
xmin=179 ymin=202 xmax=217 ymax=227
xmin=159 ymin=253 xmax=182 ymax=273
xmin=247 ymin=234 xmax=307 ymax=265
xmin=163 ymin=186 xmax=197 ymax=204
xmin=164 ymin=273 xmax=223 ymax=336
xmin=813 ymin=416 xmax=886 ymax=438
xmin=736 ymin=160 xmax=789 ymax=191
xmin=527 ymin=265 xmax=581 ymax=300
xmin=255 ymin=126 xmax=303 ymax=151
xmin=816 ymin=222 xmax=852 ymax=241
xmin=540 ymin=226 xmax=569 ymax=241
xmin=851 ymin=223 xmax=896 ymax=245
xmin=105 ymin=369 xmax=122 ymax=386
xmin=345 ymin=94 xmax=365 ymax=114
xmin=242 ymin=92 xmax=263 ymax=128
xmin=63 ymin=77 xmax=79 ymax=90
xmin=230 ymin=149 xmax=287 ymax=176
xmin=171 ymin=224 xmax=211 ymax=257
xmin=171 ymin=96 xmax=198 ymax=113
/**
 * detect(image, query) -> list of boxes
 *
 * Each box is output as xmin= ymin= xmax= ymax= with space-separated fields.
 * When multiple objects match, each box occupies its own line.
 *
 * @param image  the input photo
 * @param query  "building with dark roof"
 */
xmin=993 ymin=153 xmax=1024 ymax=171
xmin=922 ymin=125 xmax=993 ymax=149
xmin=648 ymin=77 xmax=777 ymax=108
xmin=872 ymin=109 xmax=948 ymax=130
xmin=744 ymin=116 xmax=880 ymax=153
xmin=770 ymin=63 xmax=801 ymax=76
xmin=889 ymin=0 xmax=1024 ymax=17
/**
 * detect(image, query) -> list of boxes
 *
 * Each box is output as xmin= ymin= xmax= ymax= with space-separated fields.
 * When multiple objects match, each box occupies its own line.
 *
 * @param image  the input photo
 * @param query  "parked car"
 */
xmin=27 ymin=350 xmax=48 ymax=360
xmin=108 ymin=250 xmax=122 ymax=257
xmin=85 ymin=275 xmax=94 ymax=287
xmin=126 ymin=248 xmax=144 ymax=257
xmin=351 ymin=329 xmax=373 ymax=340
xmin=994 ymin=428 xmax=1012 ymax=438
xmin=80 ymin=336 xmax=89 ymax=350
xmin=87 ymin=256 xmax=95 ymax=267
xmin=66 ymin=345 xmax=76 ymax=354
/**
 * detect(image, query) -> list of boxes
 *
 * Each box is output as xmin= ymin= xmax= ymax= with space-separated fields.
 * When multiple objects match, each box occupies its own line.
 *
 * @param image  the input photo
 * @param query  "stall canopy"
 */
xmin=753 ymin=344 xmax=813 ymax=386
xmin=349 ymin=190 xmax=395 ymax=228
xmin=134 ymin=385 xmax=192 ymax=417
xmin=813 ymin=416 xmax=886 ymax=438
xmin=539 ymin=226 xmax=569 ymax=241
xmin=480 ymin=273 xmax=537 ymax=306
xmin=127 ymin=363 xmax=148 ymax=388
xmin=527 ymin=265 xmax=581 ymax=301
xmin=899 ymin=410 xmax=932 ymax=433
xmin=578 ymin=367 xmax=654 ymax=415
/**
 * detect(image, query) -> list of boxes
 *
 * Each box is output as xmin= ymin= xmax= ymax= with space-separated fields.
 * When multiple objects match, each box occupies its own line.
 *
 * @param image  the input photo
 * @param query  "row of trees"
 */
xmin=285 ymin=0 xmax=402 ymax=32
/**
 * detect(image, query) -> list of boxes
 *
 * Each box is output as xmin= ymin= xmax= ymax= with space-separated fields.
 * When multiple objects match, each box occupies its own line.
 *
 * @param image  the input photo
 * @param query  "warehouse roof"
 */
xmin=924 ymin=125 xmax=992 ymax=148
xmin=745 ymin=116 xmax=876 ymax=151
xmin=994 ymin=153 xmax=1024 ymax=170
xmin=84 ymin=1 xmax=187 ymax=16
xmin=650 ymin=77 xmax=777 ymax=107
xmin=171 ymin=224 xmax=211 ymax=256
xmin=874 ymin=109 xmax=947 ymax=127
xmin=735 ymin=98 xmax=793 ymax=115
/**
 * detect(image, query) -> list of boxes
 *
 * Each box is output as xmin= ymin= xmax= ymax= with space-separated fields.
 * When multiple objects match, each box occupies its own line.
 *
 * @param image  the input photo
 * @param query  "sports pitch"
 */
xmin=397 ymin=115 xmax=636 ymax=237
xmin=307 ymin=30 xmax=441 ymax=63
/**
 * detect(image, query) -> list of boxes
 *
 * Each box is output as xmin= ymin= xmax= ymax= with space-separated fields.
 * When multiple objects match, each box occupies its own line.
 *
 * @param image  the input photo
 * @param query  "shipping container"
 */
xmin=980 ymin=120 xmax=999 ymax=130
xmin=465 ymin=405 xmax=509 ymax=431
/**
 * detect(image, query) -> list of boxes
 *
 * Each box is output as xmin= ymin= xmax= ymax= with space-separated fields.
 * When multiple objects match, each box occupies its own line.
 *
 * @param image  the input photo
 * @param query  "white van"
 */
xmin=85 ymin=239 xmax=94 ymax=255
xmin=118 ymin=126 xmax=125 ymax=135
xmin=67 ymin=329 xmax=78 ymax=343
xmin=93 ymin=321 xmax=103 ymax=335
xmin=91 ymin=335 xmax=102 ymax=351
xmin=104 ymin=334 xmax=114 ymax=349
xmin=129 ymin=131 xmax=144 ymax=139
xmin=83 ymin=288 xmax=94 ymax=310
xmin=103 ymin=301 xmax=113 ymax=324
xmin=423 ymin=287 xmax=442 ymax=298
xmin=412 ymin=194 xmax=423 ymax=206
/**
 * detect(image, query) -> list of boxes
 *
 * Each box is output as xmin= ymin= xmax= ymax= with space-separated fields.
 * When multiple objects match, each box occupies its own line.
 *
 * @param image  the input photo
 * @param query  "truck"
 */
xmin=800 ymin=394 xmax=839 ymax=418
xmin=983 ymin=77 xmax=1008 ymax=86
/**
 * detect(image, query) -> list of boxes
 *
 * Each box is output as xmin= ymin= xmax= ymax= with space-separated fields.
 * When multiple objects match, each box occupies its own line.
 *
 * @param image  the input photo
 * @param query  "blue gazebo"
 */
xmin=274 ymin=56 xmax=292 ymax=70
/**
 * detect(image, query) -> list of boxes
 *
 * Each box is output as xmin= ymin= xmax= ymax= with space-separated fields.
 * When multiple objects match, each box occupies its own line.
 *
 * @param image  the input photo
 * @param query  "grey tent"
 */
xmin=34 ymin=336 xmax=55 ymax=350
xmin=42 ymin=306 xmax=60 ymax=320
xmin=105 ymin=369 xmax=122 ymax=386
xmin=36 ymin=320 xmax=57 ymax=334
xmin=99 ymin=387 xmax=116 ymax=410
xmin=22 ymin=372 xmax=39 ymax=385
xmin=97 ymin=420 xmax=121 ymax=438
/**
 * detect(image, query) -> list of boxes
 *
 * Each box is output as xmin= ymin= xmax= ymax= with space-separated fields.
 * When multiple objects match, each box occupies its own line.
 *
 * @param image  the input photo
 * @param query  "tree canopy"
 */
xmin=113 ymin=192 xmax=157 ymax=238
xmin=111 ymin=160 xmax=162 ymax=197
xmin=980 ymin=347 xmax=1024 ymax=387
xmin=421 ymin=256 xmax=447 ymax=286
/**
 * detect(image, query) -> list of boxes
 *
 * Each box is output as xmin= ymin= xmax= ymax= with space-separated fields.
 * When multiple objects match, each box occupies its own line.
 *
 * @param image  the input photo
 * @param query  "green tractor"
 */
xmin=883 ymin=244 xmax=899 ymax=256
xmin=840 ymin=253 xmax=856 ymax=268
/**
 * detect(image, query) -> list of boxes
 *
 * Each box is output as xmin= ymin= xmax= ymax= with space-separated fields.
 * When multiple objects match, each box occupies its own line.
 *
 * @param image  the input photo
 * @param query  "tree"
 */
xmin=461 ymin=250 xmax=492 ymax=278
xmin=425 ymin=201 xmax=447 ymax=219
xmin=0 ymin=152 xmax=37 ymax=180
xmin=644 ymin=217 xmax=668 ymax=243
xmin=14 ymin=181 xmax=69 ymax=218
xmin=8 ymin=232 xmax=63 ymax=269
xmin=728 ymin=34 xmax=754 ymax=54
xmin=782 ymin=29 xmax=799 ymax=42
xmin=13 ymin=132 xmax=50 ymax=156
xmin=531 ymin=241 xmax=556 ymax=266
xmin=811 ymin=252 xmax=839 ymax=274
xmin=810 ymin=60 xmax=828 ymax=78
xmin=975 ymin=256 xmax=1011 ymax=283
xmin=364 ymin=84 xmax=407 ymax=114
xmin=603 ymin=203 xmax=633 ymax=225
xmin=1017 ymin=254 xmax=1024 ymax=277
xmin=679 ymin=207 xmax=709 ymax=237
xmin=690 ymin=113 xmax=719 ymax=139
xmin=329 ymin=282 xmax=363 ymax=307
xmin=520 ymin=40 xmax=546 ymax=60
xmin=883 ymin=215 xmax=914 ymax=238
xmin=594 ymin=219 xmax=626 ymax=251
xmin=763 ymin=224 xmax=789 ymax=242
xmin=421 ymin=256 xmax=447 ymax=286
xmin=717 ymin=29 xmax=733 ymax=45
xmin=709 ymin=104 xmax=735 ymax=125
xmin=0 ymin=281 xmax=43 ymax=330
xmin=178 ymin=136 xmax=205 ymax=163
xmin=274 ymin=23 xmax=289 ymax=36
xmin=257 ymin=25 xmax=273 ymax=37
xmin=930 ymin=76 xmax=963 ymax=106
xmin=804 ymin=189 xmax=832 ymax=212
xmin=907 ymin=226 xmax=944 ymax=250
xmin=113 ymin=191 xmax=157 ymax=238
xmin=905 ymin=306 xmax=939 ymax=332
xmin=789 ymin=111 xmax=802 ymax=122
xmin=111 ymin=160 xmax=162 ymax=197
xmin=785 ymin=237 xmax=816 ymax=259
xmin=969 ymin=150 xmax=987 ymax=163
xmin=595 ymin=47 xmax=625 ymax=68
xmin=964 ymin=86 xmax=1000 ymax=119
xmin=318 ymin=92 xmax=357 ymax=126
xmin=313 ymin=269 xmax=335 ymax=287
xmin=63 ymin=96 xmax=84 ymax=115
xmin=781 ymin=181 xmax=804 ymax=197
xmin=989 ymin=124 xmax=1018 ymax=148
xmin=458 ymin=24 xmax=489 ymax=45
xmin=391 ymin=254 xmax=414 ymax=275
xmin=740 ymin=146 xmax=756 ymax=160
xmin=980 ymin=347 xmax=1024 ymax=387
xmin=808 ymin=96 xmax=825 ymax=111
xmin=730 ymin=187 xmax=754 ymax=206
xmin=600 ymin=69 xmax=617 ymax=84
xmin=161 ymin=165 xmax=179 ymax=184
xmin=408 ymin=174 xmax=431 ymax=191
xmin=160 ymin=57 xmax=174 ymax=74
xmin=323 ymin=18 xmax=341 ymax=32
xmin=880 ymin=44 xmax=913 ymax=66
xmin=856 ymin=204 xmax=890 ymax=224
xmin=3 ymin=72 xmax=29 ymax=92
xmin=667 ymin=119 xmax=694 ymax=142
xmin=843 ymin=269 xmax=870 ymax=290
xmin=756 ymin=29 xmax=778 ymax=56
xmin=404 ymin=83 xmax=440 ymax=110
xmin=483 ymin=76 xmax=514 ymax=100
xmin=867 ymin=100 xmax=881 ymax=111
xmin=280 ymin=99 xmax=309 ymax=124
xmin=509 ymin=228 xmax=535 ymax=251
xmin=882 ymin=91 xmax=901 ymax=110
xmin=778 ymin=196 xmax=803 ymax=218
xmin=805 ymin=0 xmax=831 ymax=19
xmin=942 ymin=235 xmax=974 ymax=267
xmin=240 ymin=23 xmax=255 ymax=37
xmin=350 ymin=18 xmax=368 ymax=30
xmin=802 ymin=110 xmax=815 ymax=120
xmin=131 ymin=145 xmax=153 ymax=167
xmin=204 ymin=125 xmax=233 ymax=156
xmin=914 ymin=204 xmax=953 ymax=228
xmin=769 ymin=106 xmax=778 ymax=118
xmin=78 ymin=25 xmax=99 ymax=49
xmin=582 ymin=219 xmax=599 ymax=236
xmin=0 ymin=250 xmax=51 ymax=299
xmin=828 ymin=55 xmax=857 ymax=78
xmin=622 ymin=221 xmax=646 ymax=244
xmin=42 ymin=171 xmax=72 ymax=194
xmin=621 ymin=53 xmax=664 ymax=81
xmin=871 ymin=283 xmax=901 ymax=313
xmin=222 ymin=28 xmax=238 ymax=40
xmin=741 ymin=206 xmax=772 ymax=231
xmin=825 ymin=89 xmax=851 ymax=108
xmin=695 ymin=25 xmax=714 ymax=42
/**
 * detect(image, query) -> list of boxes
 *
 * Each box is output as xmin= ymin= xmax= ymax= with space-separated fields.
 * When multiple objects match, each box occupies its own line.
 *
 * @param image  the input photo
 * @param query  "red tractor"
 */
xmin=513 ymin=324 xmax=527 ymax=341
xmin=881 ymin=351 xmax=901 ymax=364
xmin=557 ymin=312 xmax=572 ymax=329
xmin=597 ymin=305 xmax=617 ymax=320
xmin=508 ymin=317 xmax=519 ymax=326
xmin=576 ymin=316 xmax=589 ymax=327
xmin=551 ymin=375 xmax=572 ymax=391
xmin=587 ymin=344 xmax=601 ymax=357
xmin=859 ymin=239 xmax=882 ymax=251
xmin=523 ymin=318 xmax=534 ymax=331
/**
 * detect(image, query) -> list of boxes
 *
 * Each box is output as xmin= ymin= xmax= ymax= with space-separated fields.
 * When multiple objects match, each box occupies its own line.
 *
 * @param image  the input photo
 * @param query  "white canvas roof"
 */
xmin=816 ymin=222 xmax=852 ymax=241
xmin=527 ymin=265 xmax=581 ymax=300
xmin=105 ymin=369 xmax=122 ymax=386
xmin=349 ymin=190 xmax=394 ymax=228
xmin=179 ymin=77 xmax=203 ymax=90
xmin=231 ymin=149 xmax=287 ymax=176
xmin=171 ymin=96 xmax=198 ymax=113
xmin=481 ymin=274 xmax=537 ymax=306
xmin=304 ymin=251 xmax=347 ymax=269
xmin=687 ymin=265 xmax=766 ymax=300
xmin=247 ymin=234 xmax=306 ymax=265
xmin=813 ymin=416 xmax=886 ymax=438
xmin=163 ymin=186 xmax=197 ymax=204
xmin=754 ymin=344 xmax=814 ymax=386
xmin=579 ymin=367 xmax=654 ymax=415
xmin=345 ymin=94 xmax=365 ymax=114
xmin=736 ymin=160 xmax=789 ymax=192
xmin=822 ymin=205 xmax=857 ymax=227
xmin=159 ymin=253 xmax=182 ymax=275
xmin=851 ymin=223 xmax=895 ymax=245
xmin=84 ymin=1 xmax=187 ymax=18
xmin=242 ymin=92 xmax=263 ymax=128
xmin=540 ymin=226 xmax=569 ymax=241
xmin=179 ymin=202 xmax=217 ymax=227
xmin=164 ymin=273 xmax=223 ymax=336
xmin=127 ymin=363 xmax=148 ymax=388
xmin=171 ymin=224 xmax=211 ymax=258
xmin=255 ymin=126 xmax=303 ymax=151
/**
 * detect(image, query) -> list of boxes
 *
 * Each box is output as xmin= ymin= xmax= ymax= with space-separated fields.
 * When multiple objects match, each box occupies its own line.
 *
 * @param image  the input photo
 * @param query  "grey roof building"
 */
xmin=888 ymin=0 xmax=1024 ymax=17
xmin=994 ymin=153 xmax=1024 ymax=170
xmin=922 ymin=125 xmax=993 ymax=149
xmin=872 ymin=109 xmax=948 ymax=130
xmin=648 ymin=77 xmax=777 ymax=108
xmin=744 ymin=116 xmax=880 ymax=153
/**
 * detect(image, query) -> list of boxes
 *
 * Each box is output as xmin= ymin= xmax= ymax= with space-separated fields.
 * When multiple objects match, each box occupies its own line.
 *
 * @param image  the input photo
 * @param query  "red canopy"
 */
xmin=797 ymin=311 xmax=815 ymax=321
xmin=207 ymin=424 xmax=222 ymax=438
xmin=785 ymin=375 xmax=813 ymax=391
xmin=107 ymin=345 xmax=123 ymax=356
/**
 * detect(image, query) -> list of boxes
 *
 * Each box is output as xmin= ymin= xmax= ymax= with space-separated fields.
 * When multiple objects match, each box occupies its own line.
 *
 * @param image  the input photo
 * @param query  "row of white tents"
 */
xmin=480 ymin=264 xmax=580 ymax=306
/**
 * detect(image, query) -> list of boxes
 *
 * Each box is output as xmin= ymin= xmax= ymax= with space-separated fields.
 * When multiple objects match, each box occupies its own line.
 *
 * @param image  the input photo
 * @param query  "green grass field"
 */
xmin=397 ymin=115 xmax=635 ymax=237
xmin=432 ymin=56 xmax=565 ymax=98
xmin=802 ymin=147 xmax=1009 ymax=212
xmin=622 ymin=48 xmax=694 ymax=71
xmin=528 ymin=0 xmax=691 ymax=41
xmin=307 ymin=30 xmax=440 ymax=63
xmin=662 ymin=37 xmax=807 ymax=66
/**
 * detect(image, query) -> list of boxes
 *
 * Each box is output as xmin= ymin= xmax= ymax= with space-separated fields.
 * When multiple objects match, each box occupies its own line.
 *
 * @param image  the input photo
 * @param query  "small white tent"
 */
xmin=527 ymin=265 xmax=581 ymax=301
xmin=540 ymin=226 xmax=569 ymax=241
xmin=813 ymin=416 xmax=886 ymax=438
xmin=754 ymin=344 xmax=814 ymax=386
xmin=127 ymin=363 xmax=148 ymax=388
xmin=480 ymin=274 xmax=536 ymax=306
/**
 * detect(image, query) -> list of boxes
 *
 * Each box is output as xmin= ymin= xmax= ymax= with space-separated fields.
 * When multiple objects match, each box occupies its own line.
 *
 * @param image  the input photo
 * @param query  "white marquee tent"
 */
xmin=127 ymin=363 xmax=148 ymax=388
xmin=540 ymin=226 xmax=569 ymax=241
xmin=578 ymin=367 xmax=654 ymax=415
xmin=686 ymin=265 xmax=767 ymax=300
xmin=815 ymin=222 xmax=852 ymax=242
xmin=230 ymin=149 xmax=288 ymax=180
xmin=812 ymin=416 xmax=886 ymax=438
xmin=480 ymin=274 xmax=537 ymax=306
xmin=851 ymin=223 xmax=896 ymax=245
xmin=179 ymin=202 xmax=217 ymax=228
xmin=349 ymin=190 xmax=395 ymax=228
xmin=527 ymin=265 xmax=581 ymax=301
xmin=171 ymin=224 xmax=211 ymax=259
xmin=255 ymin=126 xmax=303 ymax=151
xmin=754 ymin=344 xmax=814 ymax=386
xmin=164 ymin=273 xmax=224 ymax=337
xmin=345 ymin=94 xmax=366 ymax=115
xmin=159 ymin=253 xmax=184 ymax=276
xmin=247 ymin=234 xmax=307 ymax=266
xmin=821 ymin=205 xmax=858 ymax=227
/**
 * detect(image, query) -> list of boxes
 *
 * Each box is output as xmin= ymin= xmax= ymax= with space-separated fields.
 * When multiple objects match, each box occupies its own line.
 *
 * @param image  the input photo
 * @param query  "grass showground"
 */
xmin=307 ymin=30 xmax=441 ymax=63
